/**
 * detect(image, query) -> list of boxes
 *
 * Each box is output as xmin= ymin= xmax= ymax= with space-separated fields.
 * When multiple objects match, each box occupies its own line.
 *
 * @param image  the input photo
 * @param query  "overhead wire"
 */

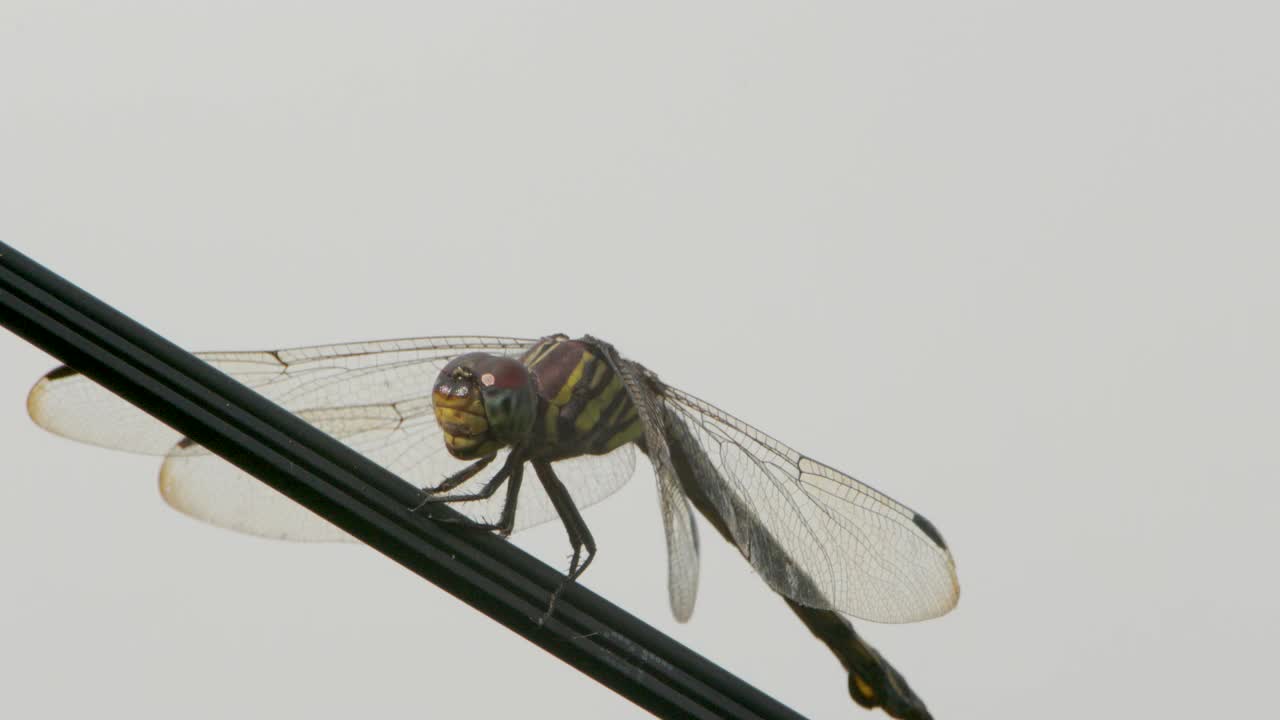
xmin=0 ymin=241 xmax=807 ymax=720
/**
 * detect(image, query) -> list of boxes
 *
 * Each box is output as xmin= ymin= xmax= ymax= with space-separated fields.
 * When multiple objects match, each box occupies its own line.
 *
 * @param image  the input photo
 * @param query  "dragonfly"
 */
xmin=27 ymin=333 xmax=959 ymax=720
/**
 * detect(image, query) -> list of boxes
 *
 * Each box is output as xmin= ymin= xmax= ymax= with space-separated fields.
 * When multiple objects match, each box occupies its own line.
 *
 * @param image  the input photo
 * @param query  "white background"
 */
xmin=2 ymin=3 xmax=1277 ymax=718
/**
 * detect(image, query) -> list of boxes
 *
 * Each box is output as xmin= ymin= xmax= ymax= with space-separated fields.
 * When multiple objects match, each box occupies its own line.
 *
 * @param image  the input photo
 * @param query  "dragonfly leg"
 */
xmin=490 ymin=461 xmax=523 ymax=537
xmin=413 ymin=456 xmax=505 ymax=512
xmin=415 ymin=453 xmax=497 ymax=503
xmin=417 ymin=453 xmax=524 ymax=538
xmin=532 ymin=459 xmax=597 ymax=621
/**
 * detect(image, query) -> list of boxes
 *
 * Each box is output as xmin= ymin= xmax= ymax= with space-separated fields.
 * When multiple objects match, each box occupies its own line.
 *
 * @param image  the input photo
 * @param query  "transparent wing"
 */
xmin=655 ymin=384 xmax=959 ymax=624
xmin=155 ymin=443 xmax=636 ymax=542
xmin=657 ymin=472 xmax=700 ymax=622
xmin=27 ymin=336 xmax=538 ymax=455
xmin=27 ymin=336 xmax=636 ymax=540
xmin=582 ymin=339 xmax=703 ymax=622
xmin=159 ymin=447 xmax=358 ymax=542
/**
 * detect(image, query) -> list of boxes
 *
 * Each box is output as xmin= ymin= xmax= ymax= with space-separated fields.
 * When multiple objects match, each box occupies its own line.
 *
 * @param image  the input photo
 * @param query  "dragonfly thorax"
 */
xmin=432 ymin=352 xmax=538 ymax=460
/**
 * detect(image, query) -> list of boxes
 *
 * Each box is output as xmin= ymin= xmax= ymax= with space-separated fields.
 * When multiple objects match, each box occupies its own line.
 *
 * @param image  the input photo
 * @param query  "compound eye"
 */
xmin=477 ymin=356 xmax=530 ymax=390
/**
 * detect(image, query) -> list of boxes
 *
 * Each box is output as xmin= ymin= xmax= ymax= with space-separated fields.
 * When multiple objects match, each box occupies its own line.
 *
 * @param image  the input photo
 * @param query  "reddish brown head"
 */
xmin=432 ymin=353 xmax=538 ymax=459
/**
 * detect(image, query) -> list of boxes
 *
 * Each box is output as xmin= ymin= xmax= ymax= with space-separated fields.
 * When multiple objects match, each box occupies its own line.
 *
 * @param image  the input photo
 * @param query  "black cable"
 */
xmin=0 ymin=242 xmax=807 ymax=720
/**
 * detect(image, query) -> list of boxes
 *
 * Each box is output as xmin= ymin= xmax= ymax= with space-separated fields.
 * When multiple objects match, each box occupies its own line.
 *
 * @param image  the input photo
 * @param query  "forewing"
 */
xmin=656 ymin=385 xmax=959 ymax=624
xmin=27 ymin=336 xmax=537 ymax=454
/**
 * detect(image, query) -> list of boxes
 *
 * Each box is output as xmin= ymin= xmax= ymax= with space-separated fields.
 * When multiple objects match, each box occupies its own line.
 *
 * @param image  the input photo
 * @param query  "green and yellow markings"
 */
xmin=523 ymin=339 xmax=643 ymax=455
xmin=574 ymin=374 xmax=623 ymax=435
xmin=599 ymin=416 xmax=643 ymax=454
xmin=521 ymin=338 xmax=560 ymax=369
xmin=541 ymin=350 xmax=589 ymax=444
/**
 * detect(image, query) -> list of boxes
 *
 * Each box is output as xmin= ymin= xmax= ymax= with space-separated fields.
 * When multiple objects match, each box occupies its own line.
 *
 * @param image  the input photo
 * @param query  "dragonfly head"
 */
xmin=432 ymin=353 xmax=537 ymax=459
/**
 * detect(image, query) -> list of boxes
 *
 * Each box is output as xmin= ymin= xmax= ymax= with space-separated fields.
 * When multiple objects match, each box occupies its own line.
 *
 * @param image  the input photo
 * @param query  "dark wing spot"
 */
xmin=44 ymin=364 xmax=79 ymax=381
xmin=912 ymin=512 xmax=948 ymax=550
xmin=176 ymin=436 xmax=199 ymax=449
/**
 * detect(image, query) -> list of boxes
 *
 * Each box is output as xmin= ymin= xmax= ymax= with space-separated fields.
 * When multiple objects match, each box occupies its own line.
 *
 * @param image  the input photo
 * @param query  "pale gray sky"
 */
xmin=2 ymin=3 xmax=1277 ymax=718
